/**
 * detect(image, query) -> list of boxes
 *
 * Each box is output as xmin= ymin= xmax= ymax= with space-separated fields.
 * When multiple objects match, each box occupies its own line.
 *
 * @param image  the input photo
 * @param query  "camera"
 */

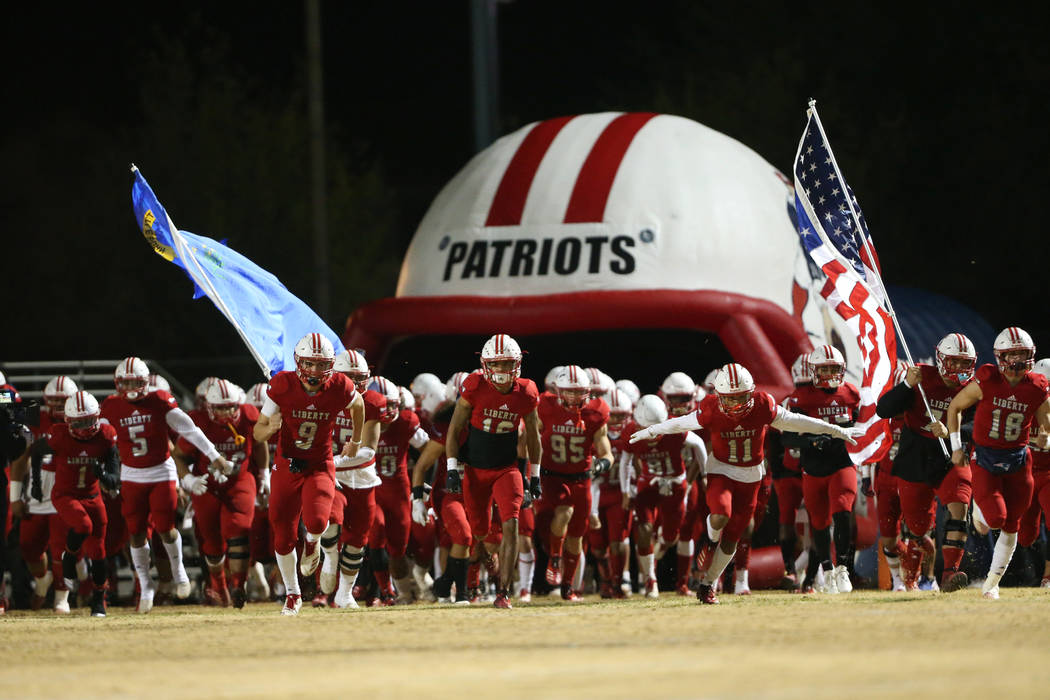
xmin=0 ymin=389 xmax=39 ymax=462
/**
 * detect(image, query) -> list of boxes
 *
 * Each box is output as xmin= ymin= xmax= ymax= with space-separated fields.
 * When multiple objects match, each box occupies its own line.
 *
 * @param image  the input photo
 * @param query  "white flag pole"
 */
xmin=806 ymin=101 xmax=949 ymax=458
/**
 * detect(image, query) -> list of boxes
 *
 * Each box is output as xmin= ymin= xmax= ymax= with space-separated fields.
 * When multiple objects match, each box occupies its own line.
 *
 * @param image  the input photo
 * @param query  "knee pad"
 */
xmin=227 ymin=536 xmax=250 ymax=550
xmin=226 ymin=539 xmax=250 ymax=561
xmin=205 ymin=554 xmax=226 ymax=567
xmin=321 ymin=524 xmax=341 ymax=549
xmin=339 ymin=546 xmax=364 ymax=573
xmin=944 ymin=518 xmax=967 ymax=548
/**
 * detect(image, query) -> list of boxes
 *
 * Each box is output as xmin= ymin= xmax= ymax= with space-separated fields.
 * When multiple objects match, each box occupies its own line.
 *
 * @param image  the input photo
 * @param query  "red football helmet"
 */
xmin=43 ymin=375 xmax=78 ymax=420
xmin=370 ymin=376 xmax=402 ymax=423
xmin=65 ymin=391 xmax=101 ymax=440
xmin=809 ymin=345 xmax=845 ymax=389
xmin=114 ymin=357 xmax=150 ymax=401
xmin=294 ymin=334 xmax=336 ymax=389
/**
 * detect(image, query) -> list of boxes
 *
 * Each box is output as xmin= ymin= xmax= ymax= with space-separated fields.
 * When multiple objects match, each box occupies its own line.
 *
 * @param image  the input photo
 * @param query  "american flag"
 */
xmin=793 ymin=104 xmax=897 ymax=465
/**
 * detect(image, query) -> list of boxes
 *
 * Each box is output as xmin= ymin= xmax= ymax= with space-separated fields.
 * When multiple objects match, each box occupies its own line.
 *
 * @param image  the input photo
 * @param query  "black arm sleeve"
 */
xmin=29 ymin=438 xmax=53 ymax=500
xmin=876 ymin=381 xmax=914 ymax=419
xmin=96 ymin=446 xmax=120 ymax=479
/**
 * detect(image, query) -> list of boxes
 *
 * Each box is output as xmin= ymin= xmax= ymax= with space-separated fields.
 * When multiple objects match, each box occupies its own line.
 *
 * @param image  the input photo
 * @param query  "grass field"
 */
xmin=3 ymin=589 xmax=1049 ymax=699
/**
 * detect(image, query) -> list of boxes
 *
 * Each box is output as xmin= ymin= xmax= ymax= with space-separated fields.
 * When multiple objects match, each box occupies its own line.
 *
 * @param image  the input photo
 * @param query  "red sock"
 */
xmin=596 ymin=556 xmax=611 ymax=585
xmin=902 ymin=540 xmax=924 ymax=585
xmin=210 ymin=569 xmax=227 ymax=591
xmin=230 ymin=570 xmax=246 ymax=589
xmin=374 ymin=569 xmax=393 ymax=595
xmin=610 ymin=551 xmax=624 ymax=581
xmin=735 ymin=540 xmax=751 ymax=569
xmin=467 ymin=562 xmax=481 ymax=589
xmin=549 ymin=533 xmax=565 ymax=559
xmin=677 ymin=554 xmax=692 ymax=587
xmin=942 ymin=546 xmax=964 ymax=573
xmin=563 ymin=552 xmax=580 ymax=583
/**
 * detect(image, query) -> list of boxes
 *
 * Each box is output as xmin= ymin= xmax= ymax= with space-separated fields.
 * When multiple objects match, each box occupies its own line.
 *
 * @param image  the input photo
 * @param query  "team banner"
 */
xmin=131 ymin=165 xmax=343 ymax=378
xmin=792 ymin=106 xmax=896 ymax=465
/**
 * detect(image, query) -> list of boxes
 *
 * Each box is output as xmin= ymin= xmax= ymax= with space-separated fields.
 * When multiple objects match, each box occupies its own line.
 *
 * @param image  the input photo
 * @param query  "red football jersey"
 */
xmin=267 ymin=371 xmax=357 ymax=461
xmin=101 ymin=390 xmax=179 ymax=467
xmin=332 ymin=389 xmax=385 ymax=452
xmin=49 ymin=422 xmax=118 ymax=498
xmin=538 ymin=394 xmax=609 ymax=475
xmin=461 ymin=373 xmax=539 ymax=434
xmin=376 ymin=409 xmax=421 ymax=482
xmin=695 ymin=391 xmax=777 ymax=467
xmin=972 ymin=364 xmax=1050 ymax=450
xmin=785 ymin=382 xmax=860 ymax=426
xmin=624 ymin=432 xmax=689 ymax=480
xmin=903 ymin=364 xmax=968 ymax=438
xmin=177 ymin=404 xmax=260 ymax=477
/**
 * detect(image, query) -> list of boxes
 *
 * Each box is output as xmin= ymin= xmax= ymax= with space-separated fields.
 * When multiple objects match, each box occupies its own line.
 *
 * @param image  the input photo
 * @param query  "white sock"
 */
xmin=321 ymin=523 xmax=340 ymax=574
xmin=573 ymin=551 xmax=586 ymax=590
xmin=34 ymin=572 xmax=52 ymax=596
xmin=336 ymin=570 xmax=358 ymax=600
xmin=75 ymin=558 xmax=89 ymax=582
xmin=735 ymin=569 xmax=749 ymax=588
xmin=985 ymin=531 xmax=1018 ymax=590
xmin=53 ymin=589 xmax=70 ymax=608
xmin=677 ymin=540 xmax=694 ymax=557
xmin=276 ymin=551 xmax=301 ymax=595
xmin=702 ymin=546 xmax=737 ymax=586
xmin=161 ymin=532 xmax=188 ymax=583
xmin=130 ymin=544 xmax=154 ymax=593
xmin=706 ymin=515 xmax=724 ymax=543
xmin=639 ymin=553 xmax=655 ymax=581
xmin=433 ymin=549 xmax=444 ymax=580
xmin=518 ymin=551 xmax=535 ymax=592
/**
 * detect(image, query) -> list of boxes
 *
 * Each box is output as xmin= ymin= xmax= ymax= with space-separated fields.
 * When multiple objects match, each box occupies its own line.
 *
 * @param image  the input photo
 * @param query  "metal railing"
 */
xmin=1 ymin=359 xmax=191 ymax=402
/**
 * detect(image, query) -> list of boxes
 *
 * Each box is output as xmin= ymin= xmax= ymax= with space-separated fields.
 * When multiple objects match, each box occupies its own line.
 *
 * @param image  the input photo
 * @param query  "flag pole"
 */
xmin=806 ymin=101 xmax=949 ymax=458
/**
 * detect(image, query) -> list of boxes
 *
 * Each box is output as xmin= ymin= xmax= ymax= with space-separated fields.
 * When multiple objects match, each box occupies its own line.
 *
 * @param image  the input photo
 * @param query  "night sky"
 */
xmin=4 ymin=2 xmax=1049 ymax=390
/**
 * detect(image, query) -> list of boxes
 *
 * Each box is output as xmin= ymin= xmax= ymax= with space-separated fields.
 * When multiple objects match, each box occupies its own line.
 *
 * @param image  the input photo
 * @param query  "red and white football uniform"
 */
xmin=1019 ymin=435 xmax=1050 ymax=548
xmin=369 ymin=409 xmax=429 ymax=558
xmin=19 ymin=411 xmax=68 ymax=593
xmin=49 ymin=422 xmax=118 ymax=561
xmin=622 ymin=431 xmax=693 ymax=546
xmin=333 ymin=389 xmax=385 ymax=549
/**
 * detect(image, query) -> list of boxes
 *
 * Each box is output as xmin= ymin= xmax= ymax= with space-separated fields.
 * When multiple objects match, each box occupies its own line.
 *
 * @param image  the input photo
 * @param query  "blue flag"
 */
xmin=131 ymin=166 xmax=344 ymax=378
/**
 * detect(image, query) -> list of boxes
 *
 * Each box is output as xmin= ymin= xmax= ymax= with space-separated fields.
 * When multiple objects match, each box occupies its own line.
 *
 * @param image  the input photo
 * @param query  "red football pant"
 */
xmin=250 ymin=505 xmax=274 ymax=563
xmin=338 ymin=485 xmax=376 ymax=549
xmin=328 ymin=486 xmax=347 ymax=526
xmin=775 ymin=474 xmax=804 ymax=527
xmin=19 ymin=512 xmax=66 ymax=589
xmin=540 ymin=474 xmax=592 ymax=538
xmin=679 ymin=481 xmax=709 ymax=543
xmin=589 ymin=488 xmax=633 ymax=550
xmin=972 ymin=457 xmax=1034 ymax=534
xmin=802 ymin=467 xmax=857 ymax=531
xmin=1019 ymin=469 xmax=1050 ymax=547
xmin=191 ymin=472 xmax=256 ymax=558
xmin=121 ymin=479 xmax=178 ymax=534
xmin=634 ymin=480 xmax=687 ymax=543
xmin=439 ymin=494 xmax=471 ymax=548
xmin=103 ymin=492 xmax=127 ymax=556
xmin=463 ymin=465 xmax=523 ymax=537
xmin=705 ymin=474 xmax=761 ymax=543
xmin=753 ymin=476 xmax=772 ymax=529
xmin=875 ymin=468 xmax=902 ymax=538
xmin=53 ymin=493 xmax=108 ymax=559
xmin=898 ymin=464 xmax=972 ymax=536
xmin=269 ymin=457 xmax=335 ymax=555
xmin=518 ymin=505 xmax=535 ymax=537
xmin=369 ymin=482 xmax=411 ymax=557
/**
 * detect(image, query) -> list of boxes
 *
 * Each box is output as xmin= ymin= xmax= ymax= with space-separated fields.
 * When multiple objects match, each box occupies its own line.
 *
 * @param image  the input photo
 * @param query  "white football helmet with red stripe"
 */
xmin=993 ymin=327 xmax=1035 ymax=374
xmin=206 ymin=379 xmax=244 ymax=424
xmin=633 ymin=394 xmax=668 ymax=429
xmin=713 ymin=363 xmax=755 ymax=418
xmin=615 ymin=379 xmax=641 ymax=405
xmin=480 ymin=334 xmax=522 ymax=388
xmin=114 ymin=357 xmax=150 ymax=401
xmin=702 ymin=369 xmax=720 ymax=393
xmin=935 ymin=333 xmax=977 ymax=384
xmin=790 ymin=353 xmax=812 ymax=386
xmin=43 ymin=375 xmax=78 ymax=420
xmin=247 ymin=382 xmax=267 ymax=409
xmin=65 ymin=391 xmax=101 ymax=440
xmin=148 ymin=374 xmax=171 ymax=393
xmin=544 ymin=366 xmax=565 ymax=394
xmin=410 ymin=373 xmax=443 ymax=409
xmin=400 ymin=386 xmax=415 ymax=412
xmin=585 ymin=367 xmax=615 ymax=400
xmin=606 ymin=388 xmax=633 ymax=435
xmin=195 ymin=377 xmax=218 ymax=410
xmin=555 ymin=365 xmax=591 ymax=410
xmin=333 ymin=348 xmax=370 ymax=392
xmin=1032 ymin=358 xmax=1050 ymax=380
xmin=369 ymin=376 xmax=402 ymax=423
xmin=294 ymin=333 xmax=336 ymax=389
xmin=808 ymin=345 xmax=845 ymax=389
xmin=445 ymin=371 xmax=472 ymax=403
xmin=660 ymin=372 xmax=697 ymax=416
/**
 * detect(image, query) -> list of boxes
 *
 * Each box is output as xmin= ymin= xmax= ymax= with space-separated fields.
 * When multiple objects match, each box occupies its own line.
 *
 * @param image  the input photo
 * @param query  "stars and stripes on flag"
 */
xmin=792 ymin=106 xmax=896 ymax=465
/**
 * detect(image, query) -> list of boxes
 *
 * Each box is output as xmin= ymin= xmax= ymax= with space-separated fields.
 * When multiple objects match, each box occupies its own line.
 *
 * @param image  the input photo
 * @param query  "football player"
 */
xmin=944 ymin=327 xmax=1050 ymax=599
xmin=1018 ymin=358 xmax=1050 ymax=587
xmin=253 ymin=335 xmax=364 ymax=615
xmin=587 ymin=388 xmax=634 ymax=597
xmin=772 ymin=353 xmax=810 ymax=589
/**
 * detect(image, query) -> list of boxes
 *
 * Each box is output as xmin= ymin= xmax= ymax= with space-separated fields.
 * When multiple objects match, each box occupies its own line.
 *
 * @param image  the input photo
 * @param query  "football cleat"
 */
xmin=90 ymin=591 xmax=107 ymax=618
xmin=560 ymin=583 xmax=582 ymax=602
xmin=675 ymin=583 xmax=690 ymax=596
xmin=941 ymin=571 xmax=968 ymax=593
xmin=1041 ymin=577 xmax=1050 ymax=589
xmin=281 ymin=593 xmax=303 ymax=615
xmin=779 ymin=572 xmax=798 ymax=591
xmin=137 ymin=581 xmax=156 ymax=614
xmin=432 ymin=575 xmax=453 ymax=601
xmin=300 ymin=541 xmax=321 ymax=577
xmin=644 ymin=578 xmax=659 ymax=599
xmin=600 ymin=581 xmax=614 ymax=599
xmin=545 ymin=557 xmax=563 ymax=586
xmin=733 ymin=581 xmax=751 ymax=596
xmin=311 ymin=592 xmax=330 ymax=608
xmin=230 ymin=586 xmax=248 ymax=609
xmin=982 ymin=586 xmax=1000 ymax=600
xmin=493 ymin=592 xmax=513 ymax=609
xmin=832 ymin=565 xmax=853 ymax=594
xmin=697 ymin=583 xmax=719 ymax=605
xmin=53 ymin=590 xmax=71 ymax=615
xmin=518 ymin=588 xmax=532 ymax=603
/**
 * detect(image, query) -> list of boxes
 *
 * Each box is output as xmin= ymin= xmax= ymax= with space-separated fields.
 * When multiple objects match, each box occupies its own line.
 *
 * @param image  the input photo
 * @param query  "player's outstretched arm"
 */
xmin=770 ymin=407 xmax=862 ymax=444
xmin=628 ymin=411 xmax=702 ymax=443
xmin=946 ymin=382 xmax=982 ymax=465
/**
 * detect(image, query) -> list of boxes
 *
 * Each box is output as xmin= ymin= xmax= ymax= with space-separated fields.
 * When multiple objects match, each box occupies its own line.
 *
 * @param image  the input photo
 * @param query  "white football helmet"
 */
xmin=0 ymin=370 xmax=6 ymax=385
xmin=1032 ymin=358 xmax=1050 ymax=380
xmin=615 ymin=379 xmax=641 ymax=405
xmin=544 ymin=366 xmax=565 ymax=394
xmin=585 ymin=368 xmax=616 ymax=400
xmin=294 ymin=333 xmax=337 ymax=388
xmin=195 ymin=377 xmax=218 ymax=409
xmin=114 ymin=357 xmax=150 ymax=401
xmin=400 ymin=386 xmax=416 ymax=412
xmin=713 ymin=363 xmax=756 ymax=418
xmin=410 ymin=373 xmax=444 ymax=408
xmin=420 ymin=378 xmax=450 ymax=417
xmin=247 ymin=382 xmax=267 ymax=409
xmin=64 ymin=391 xmax=101 ymax=440
xmin=993 ymin=327 xmax=1036 ymax=373
xmin=809 ymin=345 xmax=846 ymax=389
xmin=43 ymin=375 xmax=78 ymax=419
xmin=702 ymin=368 xmax=720 ymax=393
xmin=555 ymin=365 xmax=591 ymax=410
xmin=369 ymin=376 xmax=402 ymax=423
xmin=480 ymin=334 xmax=522 ymax=387
xmin=148 ymin=373 xmax=171 ymax=393
xmin=445 ymin=371 xmax=472 ymax=403
xmin=790 ymin=353 xmax=812 ymax=386
xmin=606 ymin=388 xmax=633 ymax=435
xmin=333 ymin=349 xmax=370 ymax=392
xmin=633 ymin=394 xmax=668 ymax=429
xmin=206 ymin=379 xmax=244 ymax=424
xmin=661 ymin=372 xmax=697 ymax=417
xmin=935 ymin=333 xmax=977 ymax=384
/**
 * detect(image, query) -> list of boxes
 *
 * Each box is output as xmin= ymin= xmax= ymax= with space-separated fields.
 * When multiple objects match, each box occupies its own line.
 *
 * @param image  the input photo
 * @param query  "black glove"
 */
xmin=289 ymin=458 xmax=309 ymax=474
xmin=810 ymin=434 xmax=833 ymax=450
xmin=528 ymin=476 xmax=542 ymax=500
xmin=861 ymin=476 xmax=874 ymax=497
xmin=591 ymin=457 xmax=611 ymax=479
xmin=99 ymin=472 xmax=120 ymax=493
xmin=31 ymin=478 xmax=43 ymax=502
xmin=446 ymin=468 xmax=463 ymax=495
xmin=522 ymin=489 xmax=533 ymax=509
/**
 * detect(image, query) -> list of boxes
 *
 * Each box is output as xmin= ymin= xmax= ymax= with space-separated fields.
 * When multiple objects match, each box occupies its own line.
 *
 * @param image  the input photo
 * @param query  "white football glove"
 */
xmin=411 ymin=498 xmax=427 ymax=527
xmin=210 ymin=455 xmax=234 ymax=476
xmin=833 ymin=425 xmax=866 ymax=445
xmin=181 ymin=472 xmax=210 ymax=496
xmin=629 ymin=427 xmax=655 ymax=444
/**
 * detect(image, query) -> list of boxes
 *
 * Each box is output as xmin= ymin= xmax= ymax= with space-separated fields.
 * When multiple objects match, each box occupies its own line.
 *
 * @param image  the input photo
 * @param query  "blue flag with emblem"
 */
xmin=130 ymin=165 xmax=344 ymax=378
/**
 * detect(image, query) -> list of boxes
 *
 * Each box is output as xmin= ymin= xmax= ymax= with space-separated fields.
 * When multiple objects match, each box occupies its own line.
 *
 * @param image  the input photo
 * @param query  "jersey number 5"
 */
xmin=550 ymin=434 xmax=586 ymax=464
